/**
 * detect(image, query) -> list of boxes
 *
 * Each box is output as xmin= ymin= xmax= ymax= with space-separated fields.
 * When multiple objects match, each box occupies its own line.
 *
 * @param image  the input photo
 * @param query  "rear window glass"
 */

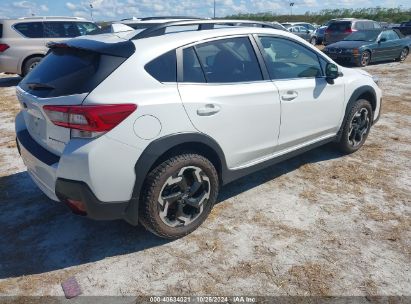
xmin=20 ymin=48 xmax=126 ymax=98
xmin=0 ymin=24 xmax=3 ymax=38
xmin=328 ymin=22 xmax=351 ymax=31
xmin=14 ymin=22 xmax=44 ymax=38
xmin=145 ymin=50 xmax=177 ymax=82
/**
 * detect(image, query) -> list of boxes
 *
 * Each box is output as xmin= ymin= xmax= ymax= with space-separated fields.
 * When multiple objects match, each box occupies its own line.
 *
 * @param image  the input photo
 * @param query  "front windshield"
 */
xmin=344 ymin=31 xmax=380 ymax=42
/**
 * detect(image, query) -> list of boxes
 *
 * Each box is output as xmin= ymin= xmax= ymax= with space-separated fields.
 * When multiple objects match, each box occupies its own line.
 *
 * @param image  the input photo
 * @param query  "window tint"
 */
xmin=328 ymin=22 xmax=351 ymax=32
xmin=44 ymin=22 xmax=80 ymax=38
xmin=182 ymin=47 xmax=206 ymax=83
xmin=0 ymin=24 xmax=3 ymax=38
xmin=259 ymin=36 xmax=323 ymax=80
xmin=194 ymin=37 xmax=262 ymax=83
xmin=20 ymin=49 xmax=125 ymax=98
xmin=14 ymin=22 xmax=44 ymax=38
xmin=145 ymin=50 xmax=177 ymax=82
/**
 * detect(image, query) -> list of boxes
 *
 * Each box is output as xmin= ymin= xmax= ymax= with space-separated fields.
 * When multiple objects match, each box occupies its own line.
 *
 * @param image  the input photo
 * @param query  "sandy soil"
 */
xmin=0 ymin=57 xmax=410 ymax=298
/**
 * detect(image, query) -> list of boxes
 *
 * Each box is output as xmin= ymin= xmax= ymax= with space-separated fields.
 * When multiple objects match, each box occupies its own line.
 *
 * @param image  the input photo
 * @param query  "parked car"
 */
xmin=324 ymin=19 xmax=381 ymax=45
xmin=0 ymin=16 xmax=98 ymax=76
xmin=288 ymin=25 xmax=313 ymax=41
xmin=15 ymin=20 xmax=382 ymax=239
xmin=282 ymin=22 xmax=316 ymax=32
xmin=323 ymin=29 xmax=410 ymax=66
xmin=393 ymin=20 xmax=411 ymax=37
xmin=311 ymin=19 xmax=355 ymax=45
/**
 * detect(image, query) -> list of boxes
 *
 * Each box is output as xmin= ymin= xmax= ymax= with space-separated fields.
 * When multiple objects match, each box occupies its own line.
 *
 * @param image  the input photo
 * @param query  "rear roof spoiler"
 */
xmin=47 ymin=38 xmax=135 ymax=58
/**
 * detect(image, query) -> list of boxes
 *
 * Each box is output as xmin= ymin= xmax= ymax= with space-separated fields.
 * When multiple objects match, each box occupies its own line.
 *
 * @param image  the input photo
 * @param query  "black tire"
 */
xmin=139 ymin=153 xmax=219 ymax=239
xmin=310 ymin=37 xmax=317 ymax=45
xmin=22 ymin=56 xmax=42 ymax=77
xmin=396 ymin=47 xmax=409 ymax=62
xmin=336 ymin=99 xmax=373 ymax=154
xmin=358 ymin=51 xmax=371 ymax=67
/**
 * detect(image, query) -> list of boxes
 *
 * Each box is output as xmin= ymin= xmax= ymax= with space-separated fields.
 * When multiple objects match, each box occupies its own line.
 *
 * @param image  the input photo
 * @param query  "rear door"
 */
xmin=257 ymin=36 xmax=345 ymax=147
xmin=177 ymin=36 xmax=281 ymax=169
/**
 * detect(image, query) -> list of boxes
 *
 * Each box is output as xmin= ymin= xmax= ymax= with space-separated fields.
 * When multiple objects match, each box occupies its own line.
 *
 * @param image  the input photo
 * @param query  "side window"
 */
xmin=387 ymin=30 xmax=399 ymax=40
xmin=373 ymin=22 xmax=382 ymax=29
xmin=14 ymin=22 xmax=44 ymax=38
xmin=44 ymin=22 xmax=80 ymax=38
xmin=363 ymin=22 xmax=374 ymax=30
xmin=76 ymin=22 xmax=98 ymax=35
xmin=194 ymin=37 xmax=263 ymax=83
xmin=355 ymin=22 xmax=364 ymax=30
xmin=379 ymin=31 xmax=389 ymax=41
xmin=145 ymin=50 xmax=177 ymax=82
xmin=258 ymin=36 xmax=323 ymax=80
xmin=182 ymin=47 xmax=206 ymax=83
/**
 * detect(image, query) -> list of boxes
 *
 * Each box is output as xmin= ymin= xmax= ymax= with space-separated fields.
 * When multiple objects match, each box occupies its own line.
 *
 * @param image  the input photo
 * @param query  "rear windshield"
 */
xmin=20 ymin=48 xmax=126 ymax=98
xmin=328 ymin=22 xmax=351 ymax=31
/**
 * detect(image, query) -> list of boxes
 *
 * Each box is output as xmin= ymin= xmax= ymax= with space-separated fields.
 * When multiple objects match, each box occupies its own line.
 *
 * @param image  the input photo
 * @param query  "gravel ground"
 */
xmin=0 ymin=57 xmax=410 ymax=299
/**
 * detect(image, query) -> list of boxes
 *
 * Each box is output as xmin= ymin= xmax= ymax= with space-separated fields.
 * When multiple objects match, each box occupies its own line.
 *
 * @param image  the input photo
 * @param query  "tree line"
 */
xmin=226 ymin=7 xmax=411 ymax=25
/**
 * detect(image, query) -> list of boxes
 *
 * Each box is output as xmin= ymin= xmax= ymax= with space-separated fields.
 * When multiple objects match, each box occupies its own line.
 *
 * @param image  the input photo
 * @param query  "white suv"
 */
xmin=15 ymin=20 xmax=382 ymax=239
xmin=0 ymin=16 xmax=98 ymax=76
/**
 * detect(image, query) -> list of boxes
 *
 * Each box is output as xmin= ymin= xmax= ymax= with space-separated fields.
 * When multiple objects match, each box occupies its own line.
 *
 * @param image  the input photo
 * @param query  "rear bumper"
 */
xmin=15 ymin=110 xmax=139 ymax=223
xmin=16 ymin=129 xmax=60 ymax=201
xmin=17 ymin=130 xmax=132 ymax=221
xmin=55 ymin=178 xmax=129 ymax=221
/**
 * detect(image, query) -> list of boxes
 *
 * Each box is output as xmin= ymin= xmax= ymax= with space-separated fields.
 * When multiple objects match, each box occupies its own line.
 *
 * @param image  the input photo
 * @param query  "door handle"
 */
xmin=281 ymin=91 xmax=298 ymax=101
xmin=197 ymin=104 xmax=221 ymax=116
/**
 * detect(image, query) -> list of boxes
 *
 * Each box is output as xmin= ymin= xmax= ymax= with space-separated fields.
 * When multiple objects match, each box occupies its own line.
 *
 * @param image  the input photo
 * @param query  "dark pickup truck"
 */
xmin=394 ymin=21 xmax=411 ymax=37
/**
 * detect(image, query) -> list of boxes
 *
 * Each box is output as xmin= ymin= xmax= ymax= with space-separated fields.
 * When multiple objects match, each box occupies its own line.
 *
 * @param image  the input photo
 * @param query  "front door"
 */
xmin=257 ymin=36 xmax=345 ymax=147
xmin=177 ymin=36 xmax=281 ymax=169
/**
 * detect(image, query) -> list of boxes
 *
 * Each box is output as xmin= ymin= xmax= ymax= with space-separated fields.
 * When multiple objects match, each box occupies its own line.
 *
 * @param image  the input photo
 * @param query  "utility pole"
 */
xmin=289 ymin=2 xmax=295 ymax=16
xmin=213 ymin=0 xmax=216 ymax=19
xmin=89 ymin=3 xmax=94 ymax=21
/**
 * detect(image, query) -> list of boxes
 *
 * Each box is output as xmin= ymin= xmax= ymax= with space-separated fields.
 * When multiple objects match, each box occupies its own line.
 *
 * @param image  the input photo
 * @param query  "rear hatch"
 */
xmin=325 ymin=21 xmax=352 ymax=44
xmin=17 ymin=36 xmax=135 ymax=156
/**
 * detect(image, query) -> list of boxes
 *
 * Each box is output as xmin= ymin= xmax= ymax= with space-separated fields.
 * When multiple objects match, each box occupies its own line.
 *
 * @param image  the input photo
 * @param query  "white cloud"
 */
xmin=40 ymin=4 xmax=49 ymax=12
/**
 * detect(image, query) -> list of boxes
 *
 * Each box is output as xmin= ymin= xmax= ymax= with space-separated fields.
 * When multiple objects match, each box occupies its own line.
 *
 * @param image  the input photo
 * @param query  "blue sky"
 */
xmin=1 ymin=0 xmax=410 ymax=21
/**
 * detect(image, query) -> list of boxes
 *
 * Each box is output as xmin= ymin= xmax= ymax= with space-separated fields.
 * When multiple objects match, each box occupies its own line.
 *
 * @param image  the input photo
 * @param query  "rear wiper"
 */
xmin=27 ymin=82 xmax=55 ymax=90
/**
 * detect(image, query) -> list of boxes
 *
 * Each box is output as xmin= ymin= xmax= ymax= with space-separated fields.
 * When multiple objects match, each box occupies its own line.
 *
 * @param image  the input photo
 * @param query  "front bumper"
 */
xmin=324 ymin=53 xmax=360 ymax=65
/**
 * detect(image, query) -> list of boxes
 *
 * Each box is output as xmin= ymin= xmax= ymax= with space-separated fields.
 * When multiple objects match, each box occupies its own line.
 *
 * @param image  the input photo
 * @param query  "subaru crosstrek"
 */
xmin=15 ymin=21 xmax=382 ymax=239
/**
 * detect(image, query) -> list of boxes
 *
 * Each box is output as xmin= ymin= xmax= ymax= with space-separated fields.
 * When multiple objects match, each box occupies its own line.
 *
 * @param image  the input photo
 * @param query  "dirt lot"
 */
xmin=0 ymin=57 xmax=410 ymax=298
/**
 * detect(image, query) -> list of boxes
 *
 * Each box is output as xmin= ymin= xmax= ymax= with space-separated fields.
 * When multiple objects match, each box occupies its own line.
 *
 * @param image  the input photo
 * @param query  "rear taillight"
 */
xmin=43 ymin=104 xmax=137 ymax=134
xmin=344 ymin=28 xmax=357 ymax=33
xmin=0 ymin=43 xmax=9 ymax=52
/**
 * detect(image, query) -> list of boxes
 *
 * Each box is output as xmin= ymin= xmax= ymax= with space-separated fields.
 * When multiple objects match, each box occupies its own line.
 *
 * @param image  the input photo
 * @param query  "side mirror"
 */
xmin=378 ymin=37 xmax=387 ymax=43
xmin=326 ymin=63 xmax=339 ymax=80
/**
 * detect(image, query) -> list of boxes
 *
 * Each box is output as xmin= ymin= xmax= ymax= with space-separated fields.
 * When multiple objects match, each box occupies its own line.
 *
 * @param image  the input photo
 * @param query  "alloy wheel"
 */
xmin=348 ymin=108 xmax=370 ymax=147
xmin=158 ymin=166 xmax=211 ymax=228
xmin=400 ymin=48 xmax=409 ymax=61
xmin=361 ymin=52 xmax=370 ymax=66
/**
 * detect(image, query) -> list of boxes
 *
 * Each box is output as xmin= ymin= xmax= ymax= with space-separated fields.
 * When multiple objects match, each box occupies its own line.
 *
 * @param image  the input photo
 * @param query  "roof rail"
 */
xmin=18 ymin=16 xmax=86 ymax=20
xmin=132 ymin=19 xmax=277 ymax=39
xmin=139 ymin=16 xmax=204 ymax=21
